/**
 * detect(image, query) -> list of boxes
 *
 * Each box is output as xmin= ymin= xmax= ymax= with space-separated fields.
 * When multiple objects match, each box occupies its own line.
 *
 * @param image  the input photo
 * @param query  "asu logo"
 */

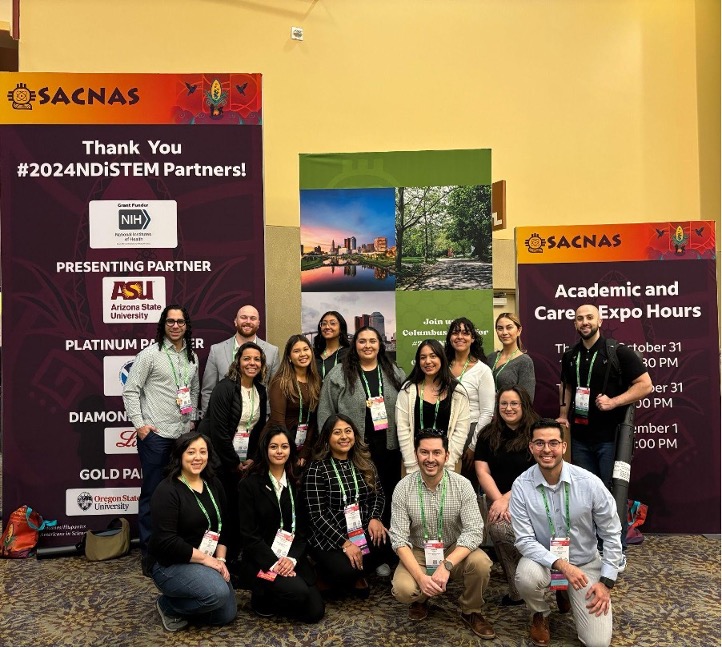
xmin=110 ymin=280 xmax=155 ymax=301
xmin=7 ymin=83 xmax=36 ymax=110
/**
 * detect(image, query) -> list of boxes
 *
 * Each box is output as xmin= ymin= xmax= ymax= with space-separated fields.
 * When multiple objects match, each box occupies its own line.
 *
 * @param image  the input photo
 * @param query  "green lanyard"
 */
xmin=240 ymin=385 xmax=256 ymax=427
xmin=330 ymin=458 xmax=361 ymax=506
xmin=268 ymin=471 xmax=296 ymax=534
xmin=418 ymin=471 xmax=447 ymax=542
xmin=360 ymin=365 xmax=384 ymax=401
xmin=491 ymin=349 xmax=518 ymax=386
xmin=457 ymin=356 xmax=471 ymax=381
xmin=321 ymin=349 xmax=339 ymax=379
xmin=538 ymin=482 xmax=570 ymax=538
xmin=164 ymin=343 xmax=189 ymax=389
xmin=419 ymin=382 xmax=440 ymax=430
xmin=180 ymin=476 xmax=222 ymax=535
xmin=296 ymin=380 xmax=310 ymax=425
xmin=575 ymin=351 xmax=598 ymax=388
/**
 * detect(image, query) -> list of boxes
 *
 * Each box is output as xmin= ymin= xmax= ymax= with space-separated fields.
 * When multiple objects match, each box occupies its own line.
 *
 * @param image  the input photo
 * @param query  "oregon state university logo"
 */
xmin=7 ymin=83 xmax=36 ymax=110
xmin=77 ymin=492 xmax=93 ymax=511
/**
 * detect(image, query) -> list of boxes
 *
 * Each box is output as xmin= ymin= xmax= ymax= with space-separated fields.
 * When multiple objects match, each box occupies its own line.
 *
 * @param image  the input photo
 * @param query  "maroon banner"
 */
xmin=517 ymin=223 xmax=720 ymax=534
xmin=1 ymin=88 xmax=264 ymax=548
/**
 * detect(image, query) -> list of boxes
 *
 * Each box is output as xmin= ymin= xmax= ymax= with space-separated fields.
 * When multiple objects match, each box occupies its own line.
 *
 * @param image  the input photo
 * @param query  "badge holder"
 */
xmin=177 ymin=386 xmax=193 ymax=415
xmin=344 ymin=503 xmax=370 ymax=555
xmin=549 ymin=536 xmax=570 ymax=590
xmin=574 ymin=386 xmax=590 ymax=425
xmin=368 ymin=395 xmax=388 ymax=431
xmin=423 ymin=540 xmax=444 ymax=575
xmin=198 ymin=529 xmax=219 ymax=557
xmin=258 ymin=528 xmax=295 ymax=581
xmin=233 ymin=429 xmax=250 ymax=461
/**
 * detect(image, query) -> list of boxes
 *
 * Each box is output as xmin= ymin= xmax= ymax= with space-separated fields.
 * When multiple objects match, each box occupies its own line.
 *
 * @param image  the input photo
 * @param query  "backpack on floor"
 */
xmin=1 ymin=505 xmax=57 ymax=558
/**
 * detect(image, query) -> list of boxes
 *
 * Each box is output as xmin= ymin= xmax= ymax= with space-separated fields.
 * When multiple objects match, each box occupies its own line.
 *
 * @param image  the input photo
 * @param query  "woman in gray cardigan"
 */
xmin=317 ymin=326 xmax=406 ymax=535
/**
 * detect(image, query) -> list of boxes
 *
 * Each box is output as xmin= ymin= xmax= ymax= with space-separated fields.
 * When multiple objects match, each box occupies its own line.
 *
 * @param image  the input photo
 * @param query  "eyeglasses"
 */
xmin=531 ymin=440 xmax=563 ymax=450
xmin=165 ymin=319 xmax=186 ymax=327
xmin=499 ymin=401 xmax=521 ymax=409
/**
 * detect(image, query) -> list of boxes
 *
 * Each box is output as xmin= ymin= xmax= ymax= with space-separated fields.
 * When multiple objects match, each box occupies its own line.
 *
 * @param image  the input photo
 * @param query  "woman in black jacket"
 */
xmin=203 ymin=341 xmax=268 ymax=564
xmin=238 ymin=425 xmax=325 ymax=622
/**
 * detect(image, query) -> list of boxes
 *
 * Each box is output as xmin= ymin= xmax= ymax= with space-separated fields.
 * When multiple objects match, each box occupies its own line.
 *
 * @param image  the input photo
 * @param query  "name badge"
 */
xmin=344 ymin=502 xmax=363 ymax=531
xmin=271 ymin=528 xmax=294 ymax=558
xmin=233 ymin=428 xmax=250 ymax=461
xmin=295 ymin=423 xmax=308 ymax=448
xmin=550 ymin=536 xmax=570 ymax=590
xmin=574 ymin=386 xmax=591 ymax=424
xmin=198 ymin=529 xmax=219 ymax=556
xmin=176 ymin=386 xmax=193 ymax=415
xmin=423 ymin=540 xmax=445 ymax=575
xmin=348 ymin=527 xmax=370 ymax=555
xmin=257 ymin=529 xmax=295 ymax=582
xmin=367 ymin=395 xmax=388 ymax=431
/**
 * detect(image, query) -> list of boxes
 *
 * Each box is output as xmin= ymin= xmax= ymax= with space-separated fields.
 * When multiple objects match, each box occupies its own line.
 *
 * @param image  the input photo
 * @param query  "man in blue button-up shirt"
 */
xmin=510 ymin=419 xmax=621 ymax=647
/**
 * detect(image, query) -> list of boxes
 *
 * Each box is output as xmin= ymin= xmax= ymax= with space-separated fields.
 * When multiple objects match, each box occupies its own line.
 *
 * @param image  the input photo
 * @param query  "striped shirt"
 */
xmin=389 ymin=469 xmax=484 ymax=552
xmin=123 ymin=338 xmax=200 ymax=438
xmin=303 ymin=457 xmax=384 ymax=551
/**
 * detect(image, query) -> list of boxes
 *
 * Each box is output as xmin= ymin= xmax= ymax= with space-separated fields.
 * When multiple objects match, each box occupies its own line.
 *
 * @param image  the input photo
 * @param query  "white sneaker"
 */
xmin=375 ymin=563 xmax=391 ymax=577
xmin=617 ymin=553 xmax=627 ymax=573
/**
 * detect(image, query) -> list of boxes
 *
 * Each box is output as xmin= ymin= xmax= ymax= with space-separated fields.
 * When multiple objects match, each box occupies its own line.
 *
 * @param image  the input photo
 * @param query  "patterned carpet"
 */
xmin=0 ymin=534 xmax=719 ymax=646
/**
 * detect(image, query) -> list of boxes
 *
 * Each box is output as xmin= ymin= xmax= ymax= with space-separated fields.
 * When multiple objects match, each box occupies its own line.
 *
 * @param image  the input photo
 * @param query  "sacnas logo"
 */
xmin=525 ymin=231 xmax=622 ymax=254
xmin=6 ymin=82 xmax=139 ymax=109
xmin=103 ymin=276 xmax=165 ymax=323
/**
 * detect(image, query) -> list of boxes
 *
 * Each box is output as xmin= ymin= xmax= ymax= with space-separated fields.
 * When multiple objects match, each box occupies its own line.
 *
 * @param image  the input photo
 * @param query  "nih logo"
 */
xmin=118 ymin=209 xmax=151 ymax=230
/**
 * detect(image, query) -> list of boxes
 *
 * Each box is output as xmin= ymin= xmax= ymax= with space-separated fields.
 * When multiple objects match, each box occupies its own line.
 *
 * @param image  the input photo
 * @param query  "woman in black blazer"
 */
xmin=202 ymin=342 xmax=268 ymax=565
xmin=238 ymin=425 xmax=325 ymax=622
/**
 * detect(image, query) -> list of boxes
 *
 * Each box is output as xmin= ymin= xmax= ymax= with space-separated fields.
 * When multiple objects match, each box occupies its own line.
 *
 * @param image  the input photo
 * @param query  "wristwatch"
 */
xmin=442 ymin=559 xmax=454 ymax=571
xmin=599 ymin=576 xmax=615 ymax=589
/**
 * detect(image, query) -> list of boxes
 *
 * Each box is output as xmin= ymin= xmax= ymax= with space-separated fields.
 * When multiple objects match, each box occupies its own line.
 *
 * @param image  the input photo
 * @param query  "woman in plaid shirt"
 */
xmin=303 ymin=414 xmax=388 ymax=597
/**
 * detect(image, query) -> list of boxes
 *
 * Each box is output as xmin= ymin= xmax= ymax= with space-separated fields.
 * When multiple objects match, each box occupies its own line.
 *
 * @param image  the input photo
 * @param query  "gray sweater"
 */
xmin=317 ymin=363 xmax=407 ymax=450
xmin=486 ymin=351 xmax=536 ymax=401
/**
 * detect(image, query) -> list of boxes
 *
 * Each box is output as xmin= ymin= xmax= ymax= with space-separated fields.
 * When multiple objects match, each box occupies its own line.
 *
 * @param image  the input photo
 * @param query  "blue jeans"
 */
xmin=137 ymin=432 xmax=175 ymax=552
xmin=151 ymin=562 xmax=236 ymax=625
xmin=571 ymin=438 xmax=628 ymax=550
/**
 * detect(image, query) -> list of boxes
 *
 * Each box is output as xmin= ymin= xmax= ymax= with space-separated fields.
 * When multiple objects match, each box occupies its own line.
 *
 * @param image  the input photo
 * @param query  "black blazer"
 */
xmin=237 ymin=472 xmax=315 ymax=585
xmin=202 ymin=377 xmax=268 ymax=472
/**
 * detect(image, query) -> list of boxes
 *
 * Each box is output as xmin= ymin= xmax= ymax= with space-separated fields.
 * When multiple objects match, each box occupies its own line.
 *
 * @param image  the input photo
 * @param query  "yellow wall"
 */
xmin=18 ymin=0 xmax=717 ymax=345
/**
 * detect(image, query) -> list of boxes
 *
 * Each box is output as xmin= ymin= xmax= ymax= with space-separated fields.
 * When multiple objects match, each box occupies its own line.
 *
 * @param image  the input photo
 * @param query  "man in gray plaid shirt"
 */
xmin=389 ymin=429 xmax=495 ymax=639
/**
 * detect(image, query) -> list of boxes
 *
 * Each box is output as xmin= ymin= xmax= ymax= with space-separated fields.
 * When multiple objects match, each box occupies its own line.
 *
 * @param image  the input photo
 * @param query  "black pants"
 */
xmin=253 ymin=574 xmax=325 ymax=623
xmin=310 ymin=540 xmax=384 ymax=592
xmin=365 ymin=430 xmax=401 ymax=529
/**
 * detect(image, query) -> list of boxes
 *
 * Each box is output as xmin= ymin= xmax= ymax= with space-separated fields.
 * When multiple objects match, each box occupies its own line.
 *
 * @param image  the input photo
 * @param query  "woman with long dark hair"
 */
xmin=317 ymin=326 xmax=405 ymax=530
xmin=202 ymin=341 xmax=268 ymax=564
xmin=314 ymin=311 xmax=351 ymax=379
xmin=303 ymin=414 xmax=387 ymax=598
xmin=486 ymin=312 xmax=536 ymax=400
xmin=237 ymin=425 xmax=325 ymax=622
xmin=267 ymin=335 xmax=322 ymax=464
xmin=147 ymin=432 xmax=236 ymax=631
xmin=475 ymin=385 xmax=538 ymax=605
xmin=396 ymin=339 xmax=470 ymax=473
xmin=444 ymin=317 xmax=495 ymax=471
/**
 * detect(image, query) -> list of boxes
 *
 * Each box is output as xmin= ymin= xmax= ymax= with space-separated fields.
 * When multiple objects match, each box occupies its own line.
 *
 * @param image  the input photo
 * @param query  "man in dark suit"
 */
xmin=201 ymin=304 xmax=280 ymax=414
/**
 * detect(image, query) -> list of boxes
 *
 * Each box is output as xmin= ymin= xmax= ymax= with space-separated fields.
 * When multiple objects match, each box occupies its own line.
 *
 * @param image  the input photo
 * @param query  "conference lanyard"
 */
xmin=457 ymin=356 xmax=471 ymax=381
xmin=491 ymin=349 xmax=518 ymax=384
xmin=165 ymin=345 xmax=189 ymax=388
xmin=419 ymin=383 xmax=440 ymax=430
xmin=575 ymin=351 xmax=598 ymax=388
xmin=296 ymin=380 xmax=310 ymax=425
xmin=180 ymin=476 xmax=222 ymax=535
xmin=538 ymin=482 xmax=570 ymax=538
xmin=418 ymin=470 xmax=447 ymax=542
xmin=360 ymin=365 xmax=384 ymax=403
xmin=330 ymin=458 xmax=361 ymax=506
xmin=268 ymin=472 xmax=296 ymax=535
